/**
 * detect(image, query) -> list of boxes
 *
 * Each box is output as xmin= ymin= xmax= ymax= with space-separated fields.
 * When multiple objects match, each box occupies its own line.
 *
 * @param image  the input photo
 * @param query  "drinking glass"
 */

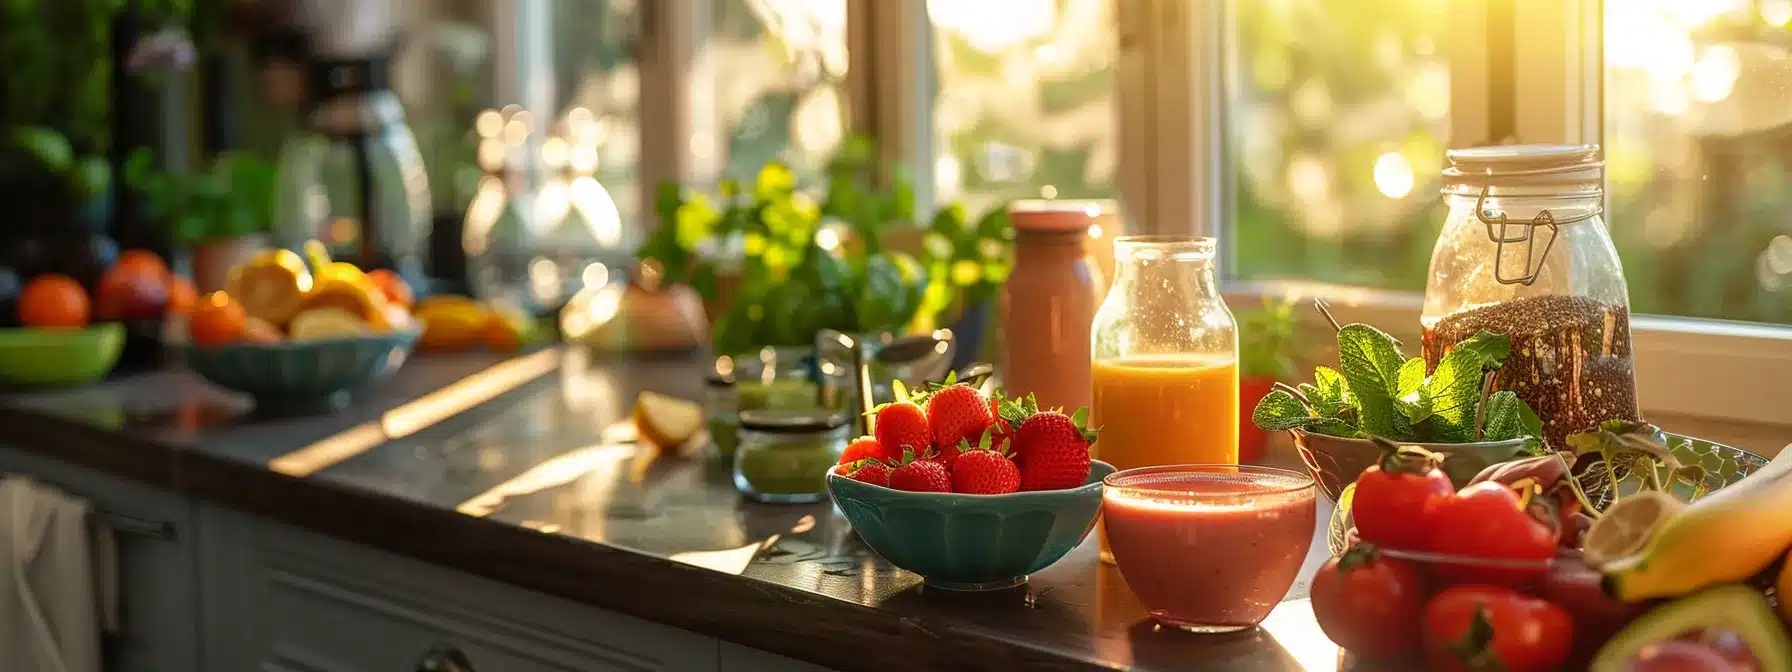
xmin=1102 ymin=465 xmax=1316 ymax=633
xmin=1090 ymin=236 xmax=1239 ymax=563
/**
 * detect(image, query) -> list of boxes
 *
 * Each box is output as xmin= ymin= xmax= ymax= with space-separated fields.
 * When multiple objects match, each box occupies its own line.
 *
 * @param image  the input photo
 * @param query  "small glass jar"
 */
xmin=704 ymin=369 xmax=740 ymax=462
xmin=1423 ymin=145 xmax=1639 ymax=448
xmin=732 ymin=346 xmax=820 ymax=411
xmin=733 ymin=409 xmax=850 ymax=503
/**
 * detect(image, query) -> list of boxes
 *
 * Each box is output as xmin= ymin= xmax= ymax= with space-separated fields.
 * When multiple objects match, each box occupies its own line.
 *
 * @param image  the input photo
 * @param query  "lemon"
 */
xmin=288 ymin=307 xmax=371 ymax=341
xmin=632 ymin=391 xmax=704 ymax=452
xmin=226 ymin=249 xmax=312 ymax=327
xmin=1584 ymin=490 xmax=1686 ymax=569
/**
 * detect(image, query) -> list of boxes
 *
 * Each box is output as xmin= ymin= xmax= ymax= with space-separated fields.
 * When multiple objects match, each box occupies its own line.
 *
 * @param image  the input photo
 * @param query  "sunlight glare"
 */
xmin=1372 ymin=152 xmax=1415 ymax=199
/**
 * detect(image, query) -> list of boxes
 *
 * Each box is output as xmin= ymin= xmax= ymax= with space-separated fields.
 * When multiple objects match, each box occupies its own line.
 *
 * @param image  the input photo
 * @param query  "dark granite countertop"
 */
xmin=0 ymin=348 xmax=1347 ymax=672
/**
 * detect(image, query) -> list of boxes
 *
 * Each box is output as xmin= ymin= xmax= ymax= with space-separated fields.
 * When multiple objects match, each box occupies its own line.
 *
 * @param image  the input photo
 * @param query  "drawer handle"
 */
xmin=416 ymin=644 xmax=475 ymax=672
xmin=100 ymin=512 xmax=175 ymax=541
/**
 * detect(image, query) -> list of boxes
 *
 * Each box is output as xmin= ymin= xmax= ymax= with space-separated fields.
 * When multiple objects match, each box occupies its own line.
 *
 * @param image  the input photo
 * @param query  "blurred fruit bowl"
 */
xmin=824 ymin=460 xmax=1113 ymax=591
xmin=182 ymin=328 xmax=420 ymax=410
xmin=0 ymin=323 xmax=124 ymax=386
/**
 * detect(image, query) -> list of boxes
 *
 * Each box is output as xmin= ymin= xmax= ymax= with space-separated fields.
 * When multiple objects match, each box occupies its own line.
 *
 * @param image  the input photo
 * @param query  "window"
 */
xmin=1604 ymin=0 xmax=1792 ymax=325
xmin=927 ymin=0 xmax=1119 ymax=214
xmin=1226 ymin=0 xmax=1453 ymax=290
xmin=695 ymin=0 xmax=849 ymax=185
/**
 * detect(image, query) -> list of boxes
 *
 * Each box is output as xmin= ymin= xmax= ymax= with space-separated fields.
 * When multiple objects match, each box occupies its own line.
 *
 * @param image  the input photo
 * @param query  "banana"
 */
xmin=1603 ymin=447 xmax=1792 ymax=601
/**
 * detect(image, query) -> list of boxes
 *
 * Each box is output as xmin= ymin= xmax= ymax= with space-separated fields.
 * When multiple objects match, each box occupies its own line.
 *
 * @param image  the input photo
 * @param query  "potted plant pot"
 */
xmin=1239 ymin=377 xmax=1278 ymax=463
xmin=190 ymin=233 xmax=268 ymax=293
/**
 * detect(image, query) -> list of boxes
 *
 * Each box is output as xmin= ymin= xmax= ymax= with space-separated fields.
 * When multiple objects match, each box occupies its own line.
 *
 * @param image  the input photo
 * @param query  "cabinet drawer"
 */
xmin=200 ymin=506 xmax=717 ymax=672
xmin=0 ymin=445 xmax=200 ymax=672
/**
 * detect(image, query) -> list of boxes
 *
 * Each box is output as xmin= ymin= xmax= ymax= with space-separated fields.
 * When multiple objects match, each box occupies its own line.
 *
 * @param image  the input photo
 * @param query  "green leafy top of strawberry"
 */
xmin=958 ymin=426 xmax=1008 ymax=456
xmin=998 ymin=393 xmax=1099 ymax=443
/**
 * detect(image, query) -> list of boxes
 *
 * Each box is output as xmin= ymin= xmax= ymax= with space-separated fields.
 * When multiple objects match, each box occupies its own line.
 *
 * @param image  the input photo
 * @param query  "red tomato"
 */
xmin=1427 ymin=482 xmax=1557 ymax=585
xmin=1310 ymin=544 xmax=1425 ymax=660
xmin=1351 ymin=445 xmax=1455 ymax=552
xmin=1423 ymin=585 xmax=1573 ymax=672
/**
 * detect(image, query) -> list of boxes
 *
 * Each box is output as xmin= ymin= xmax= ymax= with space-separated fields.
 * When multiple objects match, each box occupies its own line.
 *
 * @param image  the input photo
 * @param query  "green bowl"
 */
xmin=826 ymin=460 xmax=1114 ymax=591
xmin=0 ymin=324 xmax=125 ymax=386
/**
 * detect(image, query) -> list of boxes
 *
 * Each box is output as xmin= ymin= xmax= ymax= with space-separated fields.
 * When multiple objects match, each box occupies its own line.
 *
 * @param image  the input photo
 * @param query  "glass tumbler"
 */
xmin=1102 ymin=465 xmax=1317 ymax=632
xmin=1089 ymin=236 xmax=1239 ymax=563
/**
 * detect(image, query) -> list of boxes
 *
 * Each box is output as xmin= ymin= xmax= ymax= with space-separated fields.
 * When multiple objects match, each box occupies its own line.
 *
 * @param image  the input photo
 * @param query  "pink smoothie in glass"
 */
xmin=1102 ymin=466 xmax=1316 ymax=632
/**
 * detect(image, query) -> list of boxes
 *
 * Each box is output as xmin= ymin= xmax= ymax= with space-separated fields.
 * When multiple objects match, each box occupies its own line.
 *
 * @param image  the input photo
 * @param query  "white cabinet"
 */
xmin=196 ymin=505 xmax=720 ymax=672
xmin=0 ymin=445 xmax=201 ymax=672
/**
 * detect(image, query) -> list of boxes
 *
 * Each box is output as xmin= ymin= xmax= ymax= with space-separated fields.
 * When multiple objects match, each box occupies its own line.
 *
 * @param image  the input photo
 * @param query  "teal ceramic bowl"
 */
xmin=183 ymin=329 xmax=420 ymax=411
xmin=826 ymin=460 xmax=1114 ymax=591
xmin=0 ymin=324 xmax=125 ymax=386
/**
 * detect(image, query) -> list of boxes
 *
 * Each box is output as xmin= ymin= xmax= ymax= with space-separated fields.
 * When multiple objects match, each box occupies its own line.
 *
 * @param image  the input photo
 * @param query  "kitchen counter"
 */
xmin=0 ymin=348 xmax=1343 ymax=672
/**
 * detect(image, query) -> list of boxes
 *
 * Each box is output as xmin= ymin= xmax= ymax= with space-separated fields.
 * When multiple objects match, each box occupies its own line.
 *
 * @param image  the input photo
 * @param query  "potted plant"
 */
xmin=1251 ymin=300 xmax=1546 ymax=501
xmin=126 ymin=150 xmax=278 ymax=292
xmin=1237 ymin=296 xmax=1298 ymax=463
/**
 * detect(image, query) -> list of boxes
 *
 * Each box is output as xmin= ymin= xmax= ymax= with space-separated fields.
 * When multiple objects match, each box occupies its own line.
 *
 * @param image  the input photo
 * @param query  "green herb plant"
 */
xmin=638 ymin=135 xmax=1010 ymax=355
xmin=126 ymin=149 xmax=277 ymax=245
xmin=8 ymin=126 xmax=110 ymax=201
xmin=916 ymin=201 xmax=1014 ymax=324
xmin=1252 ymin=300 xmax=1545 ymax=450
xmin=1238 ymin=295 xmax=1299 ymax=380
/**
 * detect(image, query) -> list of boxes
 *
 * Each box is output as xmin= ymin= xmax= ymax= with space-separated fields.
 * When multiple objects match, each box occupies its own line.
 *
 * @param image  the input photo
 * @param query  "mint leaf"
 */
xmin=1453 ymin=331 xmax=1513 ymax=369
xmin=1399 ymin=390 xmax=1433 ymax=425
xmin=1335 ymin=324 xmax=1406 ymax=438
xmin=1518 ymin=401 xmax=1545 ymax=446
xmin=1310 ymin=366 xmax=1349 ymax=418
xmin=1252 ymin=390 xmax=1316 ymax=431
xmin=1422 ymin=347 xmax=1484 ymax=437
xmin=1480 ymin=390 xmax=1527 ymax=442
xmin=1396 ymin=358 xmax=1427 ymax=399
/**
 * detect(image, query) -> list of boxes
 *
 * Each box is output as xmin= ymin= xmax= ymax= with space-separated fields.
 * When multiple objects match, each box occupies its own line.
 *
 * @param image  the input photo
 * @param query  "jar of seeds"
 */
xmin=1422 ymin=145 xmax=1640 ymax=449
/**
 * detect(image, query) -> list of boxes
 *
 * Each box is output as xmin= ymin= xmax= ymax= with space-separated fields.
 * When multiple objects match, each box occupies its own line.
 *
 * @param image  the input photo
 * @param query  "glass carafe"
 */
xmin=1422 ymin=145 xmax=1639 ymax=449
xmin=1090 ymin=236 xmax=1238 ymax=563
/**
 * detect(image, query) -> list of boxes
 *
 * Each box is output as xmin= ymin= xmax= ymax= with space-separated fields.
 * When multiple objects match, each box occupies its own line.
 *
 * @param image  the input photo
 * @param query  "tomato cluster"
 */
xmin=1311 ymin=446 xmax=1586 ymax=670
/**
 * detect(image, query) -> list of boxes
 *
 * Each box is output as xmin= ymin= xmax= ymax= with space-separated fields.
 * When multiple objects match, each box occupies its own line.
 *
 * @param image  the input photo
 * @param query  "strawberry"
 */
xmin=872 ymin=401 xmax=931 ymax=462
xmin=888 ymin=449 xmax=952 ymax=493
xmin=1009 ymin=398 xmax=1098 ymax=491
xmin=842 ymin=459 xmax=892 ymax=487
xmin=924 ymin=383 xmax=993 ymax=470
xmin=949 ymin=433 xmax=1020 ymax=495
xmin=839 ymin=436 xmax=883 ymax=465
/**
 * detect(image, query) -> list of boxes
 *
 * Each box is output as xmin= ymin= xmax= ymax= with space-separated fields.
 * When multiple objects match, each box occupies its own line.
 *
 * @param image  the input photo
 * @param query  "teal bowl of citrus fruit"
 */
xmin=0 ymin=323 xmax=125 ymax=386
xmin=826 ymin=460 xmax=1114 ymax=591
xmin=183 ymin=329 xmax=421 ymax=411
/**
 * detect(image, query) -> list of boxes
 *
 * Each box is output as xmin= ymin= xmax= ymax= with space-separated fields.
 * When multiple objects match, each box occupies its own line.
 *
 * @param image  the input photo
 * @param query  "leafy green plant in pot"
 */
xmin=637 ymin=138 xmax=934 ymax=357
xmin=916 ymin=201 xmax=1013 ymax=371
xmin=126 ymin=149 xmax=278 ymax=292
xmin=1251 ymin=300 xmax=1546 ymax=500
xmin=1237 ymin=296 xmax=1298 ymax=463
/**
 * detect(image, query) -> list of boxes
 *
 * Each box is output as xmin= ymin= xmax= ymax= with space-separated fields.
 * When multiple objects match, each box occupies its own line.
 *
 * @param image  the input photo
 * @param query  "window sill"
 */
xmin=1225 ymin=280 xmax=1792 ymax=445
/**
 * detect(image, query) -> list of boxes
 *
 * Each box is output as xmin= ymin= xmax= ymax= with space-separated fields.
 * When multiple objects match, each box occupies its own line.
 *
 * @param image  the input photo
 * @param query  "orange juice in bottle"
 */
xmin=1089 ymin=236 xmax=1238 ymax=564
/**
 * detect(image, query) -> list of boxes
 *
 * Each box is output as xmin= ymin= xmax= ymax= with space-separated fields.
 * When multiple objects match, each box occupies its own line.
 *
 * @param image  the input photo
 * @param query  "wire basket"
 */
xmin=1572 ymin=430 xmax=1768 ymax=512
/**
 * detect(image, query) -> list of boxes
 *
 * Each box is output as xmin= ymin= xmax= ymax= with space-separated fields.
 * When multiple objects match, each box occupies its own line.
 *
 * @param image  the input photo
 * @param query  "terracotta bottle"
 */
xmin=1000 ymin=200 xmax=1114 ymax=412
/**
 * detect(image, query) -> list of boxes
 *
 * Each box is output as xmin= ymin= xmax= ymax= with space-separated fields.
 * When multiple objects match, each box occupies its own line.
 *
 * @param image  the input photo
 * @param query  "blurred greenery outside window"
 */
xmin=699 ymin=0 xmax=849 ymax=188
xmin=927 ymin=0 xmax=1119 ymax=215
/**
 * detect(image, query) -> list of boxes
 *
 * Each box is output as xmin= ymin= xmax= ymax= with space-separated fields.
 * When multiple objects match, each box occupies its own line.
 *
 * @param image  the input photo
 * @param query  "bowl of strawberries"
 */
xmin=825 ymin=377 xmax=1111 ymax=591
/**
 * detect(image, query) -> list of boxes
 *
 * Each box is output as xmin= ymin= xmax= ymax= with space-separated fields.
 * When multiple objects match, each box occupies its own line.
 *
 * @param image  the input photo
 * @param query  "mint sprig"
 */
xmin=1249 ymin=300 xmax=1547 ymax=450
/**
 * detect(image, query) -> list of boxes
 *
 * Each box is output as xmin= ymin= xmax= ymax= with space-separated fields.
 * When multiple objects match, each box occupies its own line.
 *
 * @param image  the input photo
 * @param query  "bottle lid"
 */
xmin=738 ymin=409 xmax=848 ymax=433
xmin=1010 ymin=199 xmax=1118 ymax=234
xmin=1442 ymin=144 xmax=1603 ymax=189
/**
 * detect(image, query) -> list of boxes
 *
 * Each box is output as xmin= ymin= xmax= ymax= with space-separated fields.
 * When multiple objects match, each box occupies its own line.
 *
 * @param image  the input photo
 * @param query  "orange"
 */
xmin=115 ymin=249 xmax=171 ymax=280
xmin=19 ymin=274 xmax=91 ymax=329
xmin=190 ymin=292 xmax=248 ymax=346
xmin=366 ymin=269 xmax=413 ymax=309
xmin=165 ymin=275 xmax=197 ymax=317
xmin=226 ymin=249 xmax=311 ymax=327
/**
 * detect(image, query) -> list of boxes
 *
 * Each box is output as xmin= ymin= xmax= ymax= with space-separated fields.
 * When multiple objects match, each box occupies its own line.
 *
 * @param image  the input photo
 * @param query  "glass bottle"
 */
xmin=1001 ymin=200 xmax=1109 ymax=412
xmin=1422 ymin=145 xmax=1638 ymax=449
xmin=1090 ymin=236 xmax=1238 ymax=563
xmin=733 ymin=409 xmax=850 ymax=504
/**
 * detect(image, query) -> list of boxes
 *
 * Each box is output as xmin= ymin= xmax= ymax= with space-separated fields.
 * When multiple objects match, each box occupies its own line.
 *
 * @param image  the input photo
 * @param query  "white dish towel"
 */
xmin=0 ymin=476 xmax=118 ymax=672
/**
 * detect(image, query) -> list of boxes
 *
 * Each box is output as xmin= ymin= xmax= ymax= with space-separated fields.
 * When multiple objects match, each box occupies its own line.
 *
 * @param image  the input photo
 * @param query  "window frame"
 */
xmin=631 ymin=0 xmax=1787 ymax=433
xmin=1120 ymin=0 xmax=1791 ymax=431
